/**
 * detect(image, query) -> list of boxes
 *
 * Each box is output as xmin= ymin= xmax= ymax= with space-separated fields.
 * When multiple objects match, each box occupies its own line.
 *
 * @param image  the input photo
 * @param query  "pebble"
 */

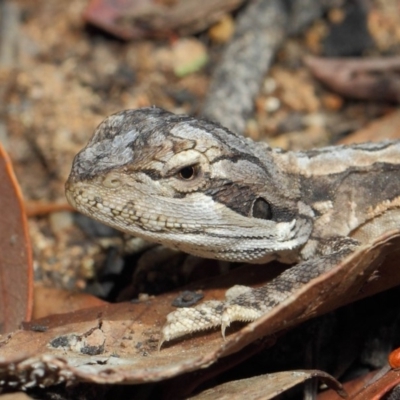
xmin=264 ymin=97 xmax=280 ymax=113
xmin=208 ymin=14 xmax=235 ymax=44
xmin=172 ymin=38 xmax=208 ymax=77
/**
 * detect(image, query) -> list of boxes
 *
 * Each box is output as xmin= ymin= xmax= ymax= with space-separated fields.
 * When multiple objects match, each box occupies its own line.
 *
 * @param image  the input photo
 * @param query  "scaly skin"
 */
xmin=66 ymin=107 xmax=400 ymax=346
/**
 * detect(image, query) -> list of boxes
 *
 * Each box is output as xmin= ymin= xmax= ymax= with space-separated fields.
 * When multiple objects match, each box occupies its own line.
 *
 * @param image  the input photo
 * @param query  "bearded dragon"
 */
xmin=65 ymin=107 xmax=400 ymax=346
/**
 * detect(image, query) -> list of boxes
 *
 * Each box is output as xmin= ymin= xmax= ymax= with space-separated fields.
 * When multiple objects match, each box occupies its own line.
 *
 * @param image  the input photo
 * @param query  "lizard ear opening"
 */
xmin=252 ymin=197 xmax=272 ymax=220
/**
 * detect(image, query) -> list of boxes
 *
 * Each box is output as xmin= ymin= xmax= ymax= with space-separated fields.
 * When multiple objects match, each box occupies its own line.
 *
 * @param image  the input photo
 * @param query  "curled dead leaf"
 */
xmin=188 ymin=370 xmax=346 ymax=400
xmin=305 ymin=55 xmax=400 ymax=102
xmin=0 ymin=231 xmax=399 ymax=389
xmin=0 ymin=143 xmax=33 ymax=334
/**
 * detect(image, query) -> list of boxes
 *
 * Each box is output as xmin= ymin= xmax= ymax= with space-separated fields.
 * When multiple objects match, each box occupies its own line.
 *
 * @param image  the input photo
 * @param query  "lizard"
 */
xmin=65 ymin=106 xmax=400 ymax=348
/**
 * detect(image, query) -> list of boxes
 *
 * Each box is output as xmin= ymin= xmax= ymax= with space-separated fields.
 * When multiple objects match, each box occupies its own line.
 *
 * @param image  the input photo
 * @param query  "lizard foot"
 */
xmin=158 ymin=246 xmax=358 ymax=350
xmin=159 ymin=285 xmax=264 ymax=350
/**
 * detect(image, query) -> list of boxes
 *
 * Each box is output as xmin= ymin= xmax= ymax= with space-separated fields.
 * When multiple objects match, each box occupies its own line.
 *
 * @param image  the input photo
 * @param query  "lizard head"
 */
xmin=66 ymin=107 xmax=312 ymax=263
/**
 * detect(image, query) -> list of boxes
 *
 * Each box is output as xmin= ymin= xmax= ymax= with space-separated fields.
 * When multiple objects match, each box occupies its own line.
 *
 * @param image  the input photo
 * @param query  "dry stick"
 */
xmin=0 ymin=1 xmax=20 ymax=149
xmin=202 ymin=0 xmax=330 ymax=135
xmin=0 ymin=0 xmax=20 ymax=67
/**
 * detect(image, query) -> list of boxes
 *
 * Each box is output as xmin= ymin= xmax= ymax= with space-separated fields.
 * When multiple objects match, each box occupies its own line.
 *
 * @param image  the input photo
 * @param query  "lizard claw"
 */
xmin=158 ymin=300 xmax=224 ymax=350
xmin=221 ymin=303 xmax=264 ymax=338
xmin=159 ymin=285 xmax=264 ymax=350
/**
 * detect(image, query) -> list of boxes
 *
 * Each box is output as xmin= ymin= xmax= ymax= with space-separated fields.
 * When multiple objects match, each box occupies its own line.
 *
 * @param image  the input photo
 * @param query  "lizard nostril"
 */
xmin=103 ymin=173 xmax=122 ymax=188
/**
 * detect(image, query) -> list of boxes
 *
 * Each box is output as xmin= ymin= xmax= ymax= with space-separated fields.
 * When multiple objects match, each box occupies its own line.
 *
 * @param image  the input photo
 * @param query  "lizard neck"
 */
xmin=276 ymin=141 xmax=400 ymax=244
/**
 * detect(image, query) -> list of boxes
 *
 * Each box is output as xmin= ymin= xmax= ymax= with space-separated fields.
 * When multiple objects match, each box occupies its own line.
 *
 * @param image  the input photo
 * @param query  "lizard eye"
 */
xmin=252 ymin=197 xmax=272 ymax=220
xmin=177 ymin=165 xmax=199 ymax=180
xmin=164 ymin=150 xmax=209 ymax=192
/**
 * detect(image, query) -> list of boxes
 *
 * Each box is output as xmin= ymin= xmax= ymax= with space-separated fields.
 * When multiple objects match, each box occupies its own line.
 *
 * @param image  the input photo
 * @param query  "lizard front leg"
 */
xmin=159 ymin=237 xmax=358 ymax=348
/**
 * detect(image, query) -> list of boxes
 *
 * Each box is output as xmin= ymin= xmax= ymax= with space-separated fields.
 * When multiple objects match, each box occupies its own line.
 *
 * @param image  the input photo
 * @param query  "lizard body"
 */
xmin=65 ymin=107 xmax=400 ymax=345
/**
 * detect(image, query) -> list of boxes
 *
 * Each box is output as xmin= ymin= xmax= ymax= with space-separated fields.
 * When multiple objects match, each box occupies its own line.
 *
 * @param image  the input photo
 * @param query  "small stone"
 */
xmin=264 ymin=97 xmax=280 ymax=113
xmin=322 ymin=93 xmax=343 ymax=111
xmin=245 ymin=119 xmax=260 ymax=141
xmin=263 ymin=77 xmax=277 ymax=95
xmin=328 ymin=8 xmax=345 ymax=24
xmin=138 ymin=293 xmax=150 ymax=301
xmin=172 ymin=38 xmax=208 ymax=77
xmin=208 ymin=14 xmax=235 ymax=44
xmin=303 ymin=113 xmax=327 ymax=129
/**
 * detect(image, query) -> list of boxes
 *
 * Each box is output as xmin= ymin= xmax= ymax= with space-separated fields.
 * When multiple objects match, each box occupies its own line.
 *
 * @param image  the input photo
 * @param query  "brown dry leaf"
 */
xmin=318 ymin=370 xmax=383 ymax=400
xmin=225 ymin=230 xmax=400 ymax=356
xmin=0 ymin=231 xmax=399 ymax=388
xmin=305 ymin=55 xmax=400 ymax=102
xmin=33 ymin=285 xmax=107 ymax=320
xmin=84 ymin=0 xmax=244 ymax=40
xmin=0 ymin=263 xmax=285 ymax=387
xmin=0 ymin=143 xmax=33 ymax=334
xmin=339 ymin=109 xmax=400 ymax=145
xmin=188 ymin=370 xmax=346 ymax=400
xmin=351 ymin=368 xmax=400 ymax=400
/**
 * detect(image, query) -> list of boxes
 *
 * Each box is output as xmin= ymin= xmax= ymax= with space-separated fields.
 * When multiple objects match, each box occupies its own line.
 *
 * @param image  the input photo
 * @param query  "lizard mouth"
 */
xmin=64 ymin=180 xmax=77 ymax=209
